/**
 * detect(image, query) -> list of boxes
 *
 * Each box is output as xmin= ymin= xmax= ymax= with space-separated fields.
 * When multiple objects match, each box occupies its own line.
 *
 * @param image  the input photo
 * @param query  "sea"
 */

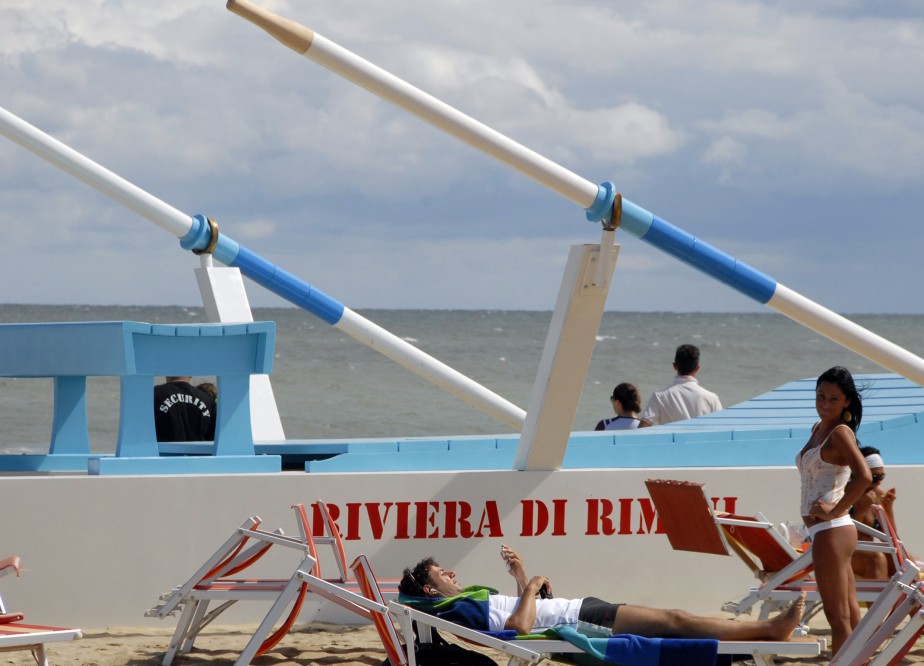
xmin=2 ymin=304 xmax=924 ymax=455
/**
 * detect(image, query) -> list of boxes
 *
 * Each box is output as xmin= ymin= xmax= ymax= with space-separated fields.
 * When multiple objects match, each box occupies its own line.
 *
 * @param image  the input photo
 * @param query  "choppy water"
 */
xmin=2 ymin=304 xmax=923 ymax=454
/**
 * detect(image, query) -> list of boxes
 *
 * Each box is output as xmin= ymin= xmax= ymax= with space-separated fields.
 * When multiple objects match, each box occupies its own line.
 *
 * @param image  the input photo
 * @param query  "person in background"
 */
xmin=850 ymin=446 xmax=901 ymax=579
xmin=595 ymin=383 xmax=647 ymax=430
xmin=154 ymin=376 xmax=216 ymax=442
xmin=197 ymin=382 xmax=218 ymax=401
xmin=640 ymin=344 xmax=722 ymax=426
xmin=796 ymin=366 xmax=870 ymax=655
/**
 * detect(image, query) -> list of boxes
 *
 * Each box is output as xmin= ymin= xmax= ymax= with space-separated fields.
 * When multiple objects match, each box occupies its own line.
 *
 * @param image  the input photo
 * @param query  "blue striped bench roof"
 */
xmin=292 ymin=374 xmax=924 ymax=473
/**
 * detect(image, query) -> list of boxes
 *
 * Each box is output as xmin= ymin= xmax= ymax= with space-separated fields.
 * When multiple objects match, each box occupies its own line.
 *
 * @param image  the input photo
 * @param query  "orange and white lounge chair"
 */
xmin=831 ymin=559 xmax=924 ymax=665
xmin=345 ymin=553 xmax=822 ymax=666
xmin=147 ymin=514 xmax=316 ymax=665
xmin=0 ymin=555 xmax=82 ymax=666
xmin=645 ymin=479 xmax=908 ymax=627
xmin=304 ymin=500 xmax=400 ymax=594
xmin=241 ymin=553 xmax=404 ymax=666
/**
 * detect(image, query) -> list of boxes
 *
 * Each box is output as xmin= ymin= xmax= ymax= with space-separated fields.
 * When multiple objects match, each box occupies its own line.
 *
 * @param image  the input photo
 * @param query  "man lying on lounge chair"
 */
xmin=398 ymin=545 xmax=804 ymax=640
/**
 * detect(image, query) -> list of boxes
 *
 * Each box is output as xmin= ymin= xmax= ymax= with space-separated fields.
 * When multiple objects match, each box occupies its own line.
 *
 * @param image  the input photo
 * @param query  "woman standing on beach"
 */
xmin=796 ymin=366 xmax=871 ymax=654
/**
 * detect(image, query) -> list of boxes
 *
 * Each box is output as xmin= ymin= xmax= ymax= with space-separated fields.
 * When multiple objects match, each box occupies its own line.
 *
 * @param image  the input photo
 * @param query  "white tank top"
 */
xmin=796 ymin=423 xmax=852 ymax=516
xmin=487 ymin=594 xmax=583 ymax=632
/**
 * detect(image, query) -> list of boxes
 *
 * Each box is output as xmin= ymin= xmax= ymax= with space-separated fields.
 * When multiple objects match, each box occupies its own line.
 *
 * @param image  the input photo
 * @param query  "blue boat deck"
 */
xmin=261 ymin=374 xmax=924 ymax=472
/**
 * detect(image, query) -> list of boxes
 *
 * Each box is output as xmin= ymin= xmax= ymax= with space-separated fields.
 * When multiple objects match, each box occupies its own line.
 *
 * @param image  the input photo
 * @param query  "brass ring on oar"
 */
xmin=602 ymin=193 xmax=622 ymax=231
xmin=193 ymin=216 xmax=219 ymax=255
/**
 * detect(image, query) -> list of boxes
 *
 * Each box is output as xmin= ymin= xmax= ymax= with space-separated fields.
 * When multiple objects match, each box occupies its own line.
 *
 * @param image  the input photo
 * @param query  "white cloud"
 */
xmin=703 ymin=136 xmax=746 ymax=165
xmin=699 ymin=109 xmax=800 ymax=140
xmin=236 ymin=218 xmax=277 ymax=240
xmin=1 ymin=1 xmax=922 ymax=313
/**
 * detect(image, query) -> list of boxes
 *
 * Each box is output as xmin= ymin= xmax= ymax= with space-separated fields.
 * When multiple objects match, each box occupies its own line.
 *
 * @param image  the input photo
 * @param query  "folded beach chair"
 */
xmin=223 ymin=551 xmax=425 ymax=666
xmin=301 ymin=500 xmax=400 ymax=594
xmin=0 ymin=555 xmax=82 ymax=666
xmin=645 ymin=479 xmax=906 ymax=625
xmin=148 ymin=502 xmax=397 ymax=665
xmin=347 ymin=553 xmax=821 ymax=666
xmin=831 ymin=560 xmax=924 ymax=665
xmin=147 ymin=513 xmax=316 ymax=665
xmin=206 ymin=552 xmax=402 ymax=666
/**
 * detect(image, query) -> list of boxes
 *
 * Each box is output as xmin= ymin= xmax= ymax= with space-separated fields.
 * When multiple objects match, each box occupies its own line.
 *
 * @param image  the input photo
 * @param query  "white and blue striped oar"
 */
xmin=228 ymin=0 xmax=924 ymax=386
xmin=0 ymin=105 xmax=526 ymax=428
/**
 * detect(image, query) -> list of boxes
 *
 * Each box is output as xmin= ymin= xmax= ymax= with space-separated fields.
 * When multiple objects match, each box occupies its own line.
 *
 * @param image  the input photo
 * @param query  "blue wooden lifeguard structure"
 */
xmin=0 ymin=320 xmax=277 ymax=474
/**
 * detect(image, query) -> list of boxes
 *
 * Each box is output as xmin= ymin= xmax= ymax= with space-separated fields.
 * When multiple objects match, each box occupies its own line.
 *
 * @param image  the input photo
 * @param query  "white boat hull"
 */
xmin=4 ymin=464 xmax=922 ymax=629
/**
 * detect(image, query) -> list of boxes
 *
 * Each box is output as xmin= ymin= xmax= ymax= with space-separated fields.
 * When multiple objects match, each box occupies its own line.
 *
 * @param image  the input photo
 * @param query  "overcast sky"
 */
xmin=1 ymin=1 xmax=922 ymax=314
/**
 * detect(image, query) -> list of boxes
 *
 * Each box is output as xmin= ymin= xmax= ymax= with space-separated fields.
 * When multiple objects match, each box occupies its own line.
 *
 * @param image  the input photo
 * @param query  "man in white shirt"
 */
xmin=640 ymin=344 xmax=722 ymax=426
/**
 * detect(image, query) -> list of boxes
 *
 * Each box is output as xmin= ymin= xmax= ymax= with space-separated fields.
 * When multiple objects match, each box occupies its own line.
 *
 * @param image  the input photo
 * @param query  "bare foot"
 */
xmin=769 ymin=593 xmax=806 ymax=640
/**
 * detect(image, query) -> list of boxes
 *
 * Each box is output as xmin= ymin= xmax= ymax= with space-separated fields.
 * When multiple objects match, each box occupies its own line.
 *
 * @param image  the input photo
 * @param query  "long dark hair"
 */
xmin=816 ymin=366 xmax=862 ymax=432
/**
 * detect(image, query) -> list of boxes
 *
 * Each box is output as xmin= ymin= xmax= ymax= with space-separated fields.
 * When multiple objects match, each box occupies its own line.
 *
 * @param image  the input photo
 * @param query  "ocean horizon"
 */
xmin=2 ymin=304 xmax=923 ymax=454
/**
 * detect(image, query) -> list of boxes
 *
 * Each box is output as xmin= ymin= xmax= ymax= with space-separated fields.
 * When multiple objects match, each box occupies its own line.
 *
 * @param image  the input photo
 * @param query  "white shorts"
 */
xmin=807 ymin=514 xmax=855 ymax=539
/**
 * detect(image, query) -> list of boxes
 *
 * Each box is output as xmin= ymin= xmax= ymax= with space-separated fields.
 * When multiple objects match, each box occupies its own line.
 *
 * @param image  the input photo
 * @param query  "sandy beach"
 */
xmin=5 ymin=620 xmax=924 ymax=666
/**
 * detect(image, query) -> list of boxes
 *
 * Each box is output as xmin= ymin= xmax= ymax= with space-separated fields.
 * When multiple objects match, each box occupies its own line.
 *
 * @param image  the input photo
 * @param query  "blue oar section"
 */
xmin=586 ymin=182 xmax=777 ymax=304
xmin=181 ymin=214 xmax=345 ymax=325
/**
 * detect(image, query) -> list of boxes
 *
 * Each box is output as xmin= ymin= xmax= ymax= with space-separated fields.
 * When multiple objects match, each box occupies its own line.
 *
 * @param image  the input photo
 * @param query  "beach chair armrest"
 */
xmin=717 ymin=639 xmax=823 ymax=657
xmin=0 ymin=627 xmax=82 ymax=649
xmin=715 ymin=516 xmax=774 ymax=529
xmin=387 ymin=601 xmax=543 ymax=661
xmin=856 ymin=542 xmax=896 ymax=554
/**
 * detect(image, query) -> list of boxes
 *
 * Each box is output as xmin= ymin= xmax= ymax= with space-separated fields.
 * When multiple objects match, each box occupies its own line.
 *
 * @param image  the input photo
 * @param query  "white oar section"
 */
xmin=770 ymin=286 xmax=924 ymax=386
xmin=0 ymin=107 xmax=191 ymax=238
xmin=307 ymin=34 xmax=596 ymax=208
xmin=229 ymin=0 xmax=924 ymax=388
xmin=0 ymin=105 xmax=526 ymax=429
xmin=336 ymin=310 xmax=526 ymax=427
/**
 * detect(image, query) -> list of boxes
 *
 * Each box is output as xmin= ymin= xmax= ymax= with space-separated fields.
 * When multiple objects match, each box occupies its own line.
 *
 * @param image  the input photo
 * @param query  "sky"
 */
xmin=1 ymin=1 xmax=922 ymax=314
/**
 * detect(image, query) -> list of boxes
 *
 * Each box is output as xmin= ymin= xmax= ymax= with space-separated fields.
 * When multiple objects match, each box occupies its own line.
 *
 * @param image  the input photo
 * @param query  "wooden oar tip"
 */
xmin=226 ymin=0 xmax=314 ymax=54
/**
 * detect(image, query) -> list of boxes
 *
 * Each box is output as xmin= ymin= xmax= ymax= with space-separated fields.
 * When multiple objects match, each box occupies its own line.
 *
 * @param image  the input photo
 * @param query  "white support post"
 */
xmin=514 ymin=242 xmax=619 ymax=471
xmin=196 ymin=263 xmax=286 ymax=442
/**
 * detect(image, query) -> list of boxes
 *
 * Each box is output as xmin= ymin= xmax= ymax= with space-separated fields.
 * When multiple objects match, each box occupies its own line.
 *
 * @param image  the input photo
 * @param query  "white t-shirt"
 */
xmin=641 ymin=376 xmax=722 ymax=426
xmin=487 ymin=594 xmax=583 ymax=632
